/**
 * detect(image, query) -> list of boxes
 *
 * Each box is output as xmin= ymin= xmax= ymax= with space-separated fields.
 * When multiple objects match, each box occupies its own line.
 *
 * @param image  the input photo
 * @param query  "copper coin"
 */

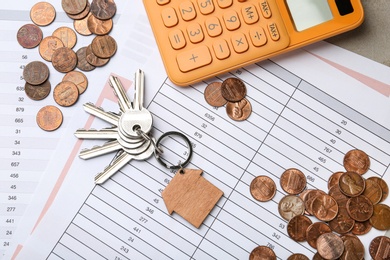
xmin=311 ymin=194 xmax=338 ymax=222
xmin=346 ymin=195 xmax=373 ymax=222
xmin=52 ymin=27 xmax=77 ymax=49
xmin=23 ymin=61 xmax=50 ymax=85
xmin=226 ymin=98 xmax=252 ymax=121
xmin=328 ymin=171 xmax=344 ymax=190
xmin=362 ymin=178 xmax=383 ymax=205
xmin=76 ymin=46 xmax=96 ymax=71
xmin=25 ymin=80 xmax=51 ymax=101
xmin=62 ymin=0 xmax=87 ymax=15
xmin=250 ymin=175 xmax=276 ymax=202
xmin=287 ymin=253 xmax=309 ymax=260
xmin=316 ymin=233 xmax=344 ymax=260
xmin=369 ymin=236 xmax=390 ymax=260
xmin=221 ymin=77 xmax=246 ymax=102
xmin=204 ymin=82 xmax=227 ymax=107
xmin=39 ymin=36 xmax=64 ymax=61
xmin=73 ymin=13 xmax=93 ymax=36
xmin=30 ymin=2 xmax=56 ymax=26
xmin=53 ymin=81 xmax=79 ymax=107
xmin=63 ymin=71 xmax=88 ymax=94
xmin=87 ymin=15 xmax=113 ymax=35
xmin=278 ymin=195 xmax=305 ymax=221
xmin=91 ymin=35 xmax=117 ymax=58
xmin=340 ymin=234 xmax=364 ymax=260
xmin=67 ymin=0 xmax=90 ymax=20
xmin=312 ymin=253 xmax=326 ymax=260
xmin=280 ymin=168 xmax=306 ymax=195
xmin=36 ymin=105 xmax=63 ymax=131
xmin=338 ymin=171 xmax=365 ymax=197
xmin=249 ymin=245 xmax=276 ymax=260
xmin=52 ymin=47 xmax=78 ymax=73
xmin=328 ymin=185 xmax=348 ymax=207
xmin=17 ymin=24 xmax=43 ymax=49
xmin=85 ymin=44 xmax=110 ymax=67
xmin=287 ymin=215 xmax=312 ymax=242
xmin=343 ymin=149 xmax=370 ymax=175
xmin=328 ymin=206 xmax=355 ymax=234
xmin=90 ymin=0 xmax=117 ymax=20
xmin=305 ymin=222 xmax=332 ymax=249
xmin=369 ymin=203 xmax=390 ymax=230
xmin=351 ymin=220 xmax=372 ymax=236
xmin=368 ymin=176 xmax=389 ymax=202
xmin=303 ymin=189 xmax=326 ymax=216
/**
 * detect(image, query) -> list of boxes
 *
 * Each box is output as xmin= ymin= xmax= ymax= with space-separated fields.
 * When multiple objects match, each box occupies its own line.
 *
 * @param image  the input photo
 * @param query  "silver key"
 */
xmin=108 ymin=75 xmax=131 ymax=113
xmin=75 ymin=128 xmax=119 ymax=140
xmin=79 ymin=140 xmax=122 ymax=159
xmin=94 ymin=139 xmax=155 ymax=184
xmin=83 ymin=103 xmax=120 ymax=126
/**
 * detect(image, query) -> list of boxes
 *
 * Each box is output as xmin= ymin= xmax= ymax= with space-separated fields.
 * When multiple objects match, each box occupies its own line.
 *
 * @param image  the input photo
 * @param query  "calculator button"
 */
xmin=187 ymin=23 xmax=205 ymax=43
xmin=197 ymin=0 xmax=215 ymax=15
xmin=241 ymin=4 xmax=259 ymax=24
xmin=249 ymin=27 xmax=267 ymax=47
xmin=223 ymin=10 xmax=241 ymax=31
xmin=217 ymin=0 xmax=233 ymax=9
xmin=231 ymin=33 xmax=249 ymax=53
xmin=169 ymin=29 xmax=186 ymax=50
xmin=212 ymin=39 xmax=230 ymax=60
xmin=157 ymin=0 xmax=170 ymax=5
xmin=259 ymin=0 xmax=272 ymax=18
xmin=180 ymin=1 xmax=197 ymax=21
xmin=205 ymin=17 xmax=223 ymax=37
xmin=268 ymin=22 xmax=280 ymax=41
xmin=176 ymin=46 xmax=212 ymax=72
xmin=161 ymin=7 xmax=178 ymax=27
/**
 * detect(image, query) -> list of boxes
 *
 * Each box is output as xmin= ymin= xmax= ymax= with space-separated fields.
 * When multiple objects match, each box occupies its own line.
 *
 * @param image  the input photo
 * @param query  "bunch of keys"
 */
xmin=75 ymin=70 xmax=223 ymax=228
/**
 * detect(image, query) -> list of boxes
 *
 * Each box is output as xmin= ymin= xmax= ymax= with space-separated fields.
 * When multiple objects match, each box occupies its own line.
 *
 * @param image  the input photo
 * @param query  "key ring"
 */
xmin=155 ymin=131 xmax=192 ymax=172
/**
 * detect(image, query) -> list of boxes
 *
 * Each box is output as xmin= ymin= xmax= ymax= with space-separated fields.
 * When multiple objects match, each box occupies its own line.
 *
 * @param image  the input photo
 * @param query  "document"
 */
xmin=4 ymin=0 xmax=390 ymax=259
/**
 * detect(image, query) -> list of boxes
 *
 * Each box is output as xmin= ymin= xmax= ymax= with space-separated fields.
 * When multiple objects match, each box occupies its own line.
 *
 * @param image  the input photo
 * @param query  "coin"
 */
xmin=312 ymin=253 xmax=326 ymax=260
xmin=221 ymin=77 xmax=246 ymax=102
xmin=278 ymin=194 xmax=305 ymax=221
xmin=52 ymin=47 xmax=78 ymax=73
xmin=53 ymin=81 xmax=79 ymax=107
xmin=63 ymin=71 xmax=88 ymax=94
xmin=62 ymin=0 xmax=87 ymax=15
xmin=367 ymin=176 xmax=388 ymax=202
xmin=328 ymin=206 xmax=355 ymax=234
xmin=369 ymin=203 xmax=390 ymax=230
xmin=316 ymin=233 xmax=344 ymax=260
xmin=90 ymin=0 xmax=117 ymax=20
xmin=328 ymin=184 xmax=348 ymax=207
xmin=204 ymin=82 xmax=227 ymax=107
xmin=306 ymin=222 xmax=332 ymax=249
xmin=87 ymin=15 xmax=113 ymax=35
xmin=85 ymin=44 xmax=110 ymax=67
xmin=67 ymin=0 xmax=90 ymax=20
xmin=346 ymin=195 xmax=373 ymax=222
xmin=36 ymin=105 xmax=63 ymax=131
xmin=30 ymin=2 xmax=56 ymax=26
xmin=280 ymin=168 xmax=306 ymax=195
xmin=351 ymin=220 xmax=372 ymax=235
xmin=76 ymin=46 xmax=96 ymax=71
xmin=91 ymin=35 xmax=117 ymax=58
xmin=327 ymin=171 xmax=344 ymax=190
xmin=340 ymin=234 xmax=364 ymax=260
xmin=362 ymin=178 xmax=382 ymax=205
xmin=287 ymin=215 xmax=312 ymax=242
xmin=52 ymin=27 xmax=77 ymax=49
xmin=23 ymin=61 xmax=50 ymax=85
xmin=25 ymin=80 xmax=51 ymax=101
xmin=73 ymin=13 xmax=93 ymax=36
xmin=343 ymin=149 xmax=370 ymax=175
xmin=287 ymin=253 xmax=309 ymax=260
xmin=338 ymin=171 xmax=365 ymax=197
xmin=226 ymin=98 xmax=252 ymax=121
xmin=249 ymin=245 xmax=276 ymax=260
xmin=39 ymin=36 xmax=64 ymax=61
xmin=303 ymin=189 xmax=326 ymax=216
xmin=369 ymin=236 xmax=390 ymax=259
xmin=311 ymin=194 xmax=339 ymax=222
xmin=17 ymin=24 xmax=43 ymax=49
xmin=250 ymin=175 xmax=276 ymax=202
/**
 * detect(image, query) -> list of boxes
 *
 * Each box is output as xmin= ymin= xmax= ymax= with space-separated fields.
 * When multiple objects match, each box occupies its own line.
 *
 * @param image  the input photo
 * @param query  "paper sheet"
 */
xmin=3 ymin=0 xmax=390 ymax=259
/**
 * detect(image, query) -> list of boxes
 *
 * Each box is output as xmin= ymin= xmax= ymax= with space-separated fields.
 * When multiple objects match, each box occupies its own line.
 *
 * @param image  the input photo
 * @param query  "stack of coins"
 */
xmin=204 ymin=78 xmax=252 ymax=121
xmin=16 ymin=0 xmax=117 ymax=131
xmin=249 ymin=149 xmax=390 ymax=259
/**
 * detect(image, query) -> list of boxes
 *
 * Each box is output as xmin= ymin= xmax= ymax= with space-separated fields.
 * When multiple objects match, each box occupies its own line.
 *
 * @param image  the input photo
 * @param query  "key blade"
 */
xmin=74 ymin=128 xmax=119 ymax=139
xmin=95 ymin=152 xmax=133 ymax=184
xmin=109 ymin=76 xmax=131 ymax=112
xmin=133 ymin=69 xmax=145 ymax=111
xmin=79 ymin=140 xmax=122 ymax=159
xmin=83 ymin=103 xmax=119 ymax=126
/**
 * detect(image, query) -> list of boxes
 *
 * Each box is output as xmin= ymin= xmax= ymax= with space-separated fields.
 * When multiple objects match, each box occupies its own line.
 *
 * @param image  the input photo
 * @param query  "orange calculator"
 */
xmin=143 ymin=0 xmax=364 ymax=86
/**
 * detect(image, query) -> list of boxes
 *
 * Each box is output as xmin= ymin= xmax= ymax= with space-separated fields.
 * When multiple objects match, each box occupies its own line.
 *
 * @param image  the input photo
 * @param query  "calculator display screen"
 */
xmin=286 ymin=0 xmax=333 ymax=31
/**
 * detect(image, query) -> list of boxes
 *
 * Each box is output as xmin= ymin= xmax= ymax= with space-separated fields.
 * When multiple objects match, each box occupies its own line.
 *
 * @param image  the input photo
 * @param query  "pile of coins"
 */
xmin=249 ymin=149 xmax=390 ymax=259
xmin=16 ymin=0 xmax=117 ymax=131
xmin=204 ymin=78 xmax=252 ymax=121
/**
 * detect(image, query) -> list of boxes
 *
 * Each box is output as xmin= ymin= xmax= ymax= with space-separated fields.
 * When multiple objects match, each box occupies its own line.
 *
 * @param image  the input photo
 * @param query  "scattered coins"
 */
xmin=39 ymin=36 xmax=64 ymax=61
xmin=36 ymin=105 xmax=63 ymax=131
xmin=53 ymin=81 xmax=79 ymax=107
xmin=249 ymin=245 xmax=276 ymax=260
xmin=204 ymin=82 xmax=227 ymax=107
xmin=30 ymin=2 xmax=56 ymax=26
xmin=24 ymin=81 xmax=51 ymax=101
xmin=63 ymin=71 xmax=88 ymax=94
xmin=17 ymin=24 xmax=43 ymax=49
xmin=280 ymin=168 xmax=307 ymax=195
xmin=23 ymin=61 xmax=50 ymax=85
xmin=250 ymin=175 xmax=276 ymax=202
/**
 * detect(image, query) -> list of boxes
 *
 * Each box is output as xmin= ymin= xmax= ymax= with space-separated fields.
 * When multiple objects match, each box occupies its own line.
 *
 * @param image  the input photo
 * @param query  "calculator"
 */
xmin=143 ymin=0 xmax=364 ymax=86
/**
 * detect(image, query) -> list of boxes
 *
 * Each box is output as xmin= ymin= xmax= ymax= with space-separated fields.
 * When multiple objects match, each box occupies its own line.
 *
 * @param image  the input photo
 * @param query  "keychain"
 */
xmin=155 ymin=131 xmax=224 ymax=228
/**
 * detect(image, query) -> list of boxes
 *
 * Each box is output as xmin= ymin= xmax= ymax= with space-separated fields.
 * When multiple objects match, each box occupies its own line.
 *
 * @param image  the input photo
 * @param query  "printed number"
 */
xmin=341 ymin=120 xmax=347 ymax=126
xmin=279 ymin=223 xmax=285 ymax=229
xmin=21 ymin=55 xmax=27 ymax=59
xmin=266 ymin=242 xmax=275 ymax=250
xmin=307 ymin=175 xmax=315 ymax=182
xmin=272 ymin=232 xmax=280 ymax=240
xmin=194 ymin=132 xmax=202 ymax=139
xmin=204 ymin=113 xmax=215 ymax=121
xmin=139 ymin=216 xmax=148 ymax=223
xmin=120 ymin=245 xmax=129 ymax=253
xmin=146 ymin=207 xmax=154 ymax=214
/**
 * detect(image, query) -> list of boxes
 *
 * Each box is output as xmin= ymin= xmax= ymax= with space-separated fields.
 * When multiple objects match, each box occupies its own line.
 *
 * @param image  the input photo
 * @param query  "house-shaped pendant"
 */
xmin=162 ymin=168 xmax=223 ymax=228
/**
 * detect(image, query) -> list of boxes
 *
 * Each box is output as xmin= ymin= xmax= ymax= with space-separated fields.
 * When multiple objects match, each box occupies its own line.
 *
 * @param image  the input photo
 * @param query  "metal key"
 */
xmin=83 ymin=102 xmax=120 ymax=126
